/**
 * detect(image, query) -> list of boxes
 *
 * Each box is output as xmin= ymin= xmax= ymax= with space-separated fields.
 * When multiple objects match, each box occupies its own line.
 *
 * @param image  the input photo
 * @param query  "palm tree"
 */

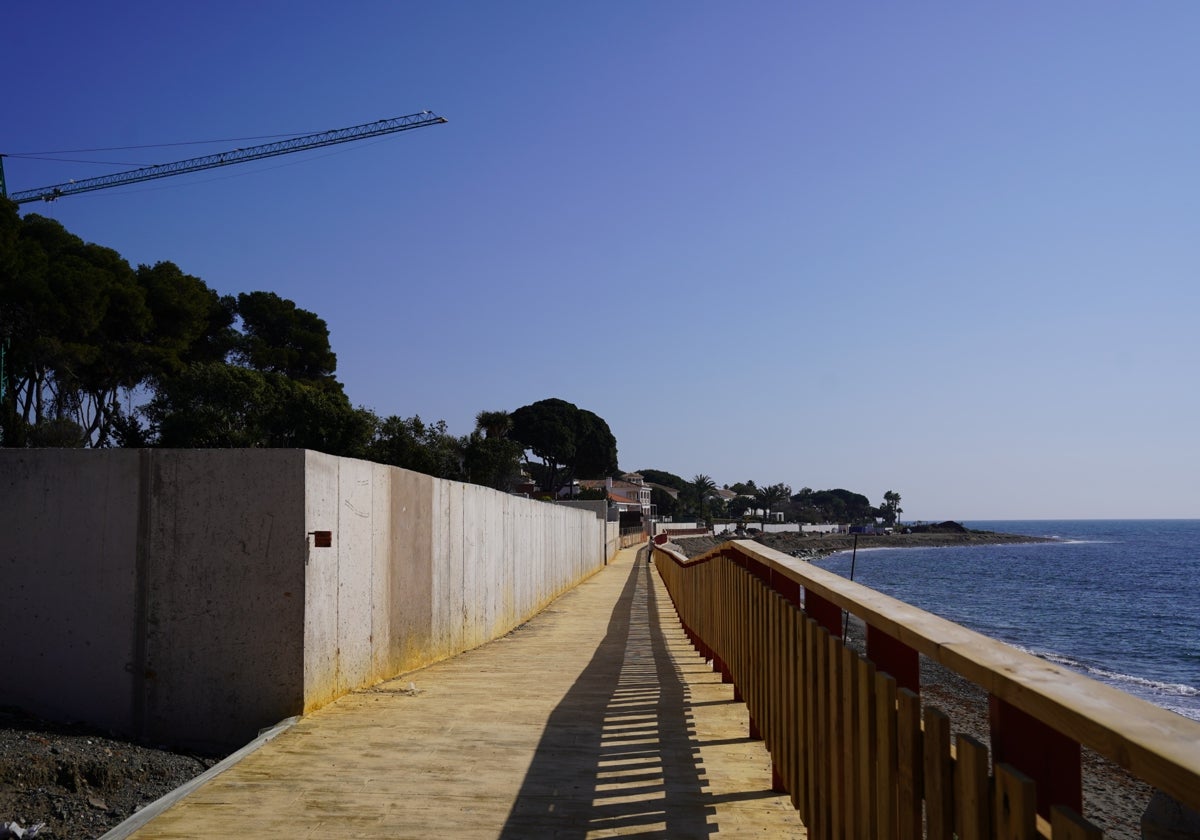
xmin=474 ymin=410 xmax=512 ymax=439
xmin=754 ymin=482 xmax=792 ymax=528
xmin=691 ymin=474 xmax=718 ymax=523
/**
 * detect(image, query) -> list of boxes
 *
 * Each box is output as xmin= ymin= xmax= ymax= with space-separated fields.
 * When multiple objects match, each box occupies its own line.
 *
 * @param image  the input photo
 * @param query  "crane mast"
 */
xmin=2 ymin=111 xmax=447 ymax=204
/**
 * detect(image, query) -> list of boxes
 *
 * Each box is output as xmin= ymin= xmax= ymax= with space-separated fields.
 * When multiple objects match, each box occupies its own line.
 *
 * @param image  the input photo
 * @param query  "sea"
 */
xmin=815 ymin=519 xmax=1200 ymax=722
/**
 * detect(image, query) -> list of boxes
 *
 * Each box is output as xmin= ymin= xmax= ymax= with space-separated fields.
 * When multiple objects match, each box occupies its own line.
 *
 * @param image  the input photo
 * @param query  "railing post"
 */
xmin=990 ymin=696 xmax=1082 ymax=819
xmin=866 ymin=625 xmax=920 ymax=695
xmin=805 ymin=589 xmax=842 ymax=638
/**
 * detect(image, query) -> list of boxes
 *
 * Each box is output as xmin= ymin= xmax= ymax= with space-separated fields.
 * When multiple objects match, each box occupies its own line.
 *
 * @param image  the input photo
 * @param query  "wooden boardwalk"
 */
xmin=114 ymin=546 xmax=806 ymax=839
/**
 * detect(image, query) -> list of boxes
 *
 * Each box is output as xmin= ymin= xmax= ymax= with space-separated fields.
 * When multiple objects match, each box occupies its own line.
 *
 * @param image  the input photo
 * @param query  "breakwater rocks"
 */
xmin=670 ymin=524 xmax=1053 ymax=560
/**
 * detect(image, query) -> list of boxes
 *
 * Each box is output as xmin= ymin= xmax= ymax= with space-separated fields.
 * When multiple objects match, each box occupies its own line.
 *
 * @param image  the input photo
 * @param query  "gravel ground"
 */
xmin=0 ymin=708 xmax=223 ymax=839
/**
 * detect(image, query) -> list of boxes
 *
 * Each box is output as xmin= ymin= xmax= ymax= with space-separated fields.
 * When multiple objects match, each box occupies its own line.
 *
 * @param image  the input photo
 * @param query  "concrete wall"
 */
xmin=0 ymin=449 xmax=606 ymax=752
xmin=554 ymin=500 xmax=622 ymax=560
xmin=606 ymin=521 xmax=621 ymax=559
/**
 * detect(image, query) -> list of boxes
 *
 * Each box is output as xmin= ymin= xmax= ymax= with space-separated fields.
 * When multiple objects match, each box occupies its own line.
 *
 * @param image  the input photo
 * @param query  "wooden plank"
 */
xmin=812 ymin=624 xmax=829 ymax=839
xmin=783 ymin=601 xmax=798 ymax=804
xmin=995 ymin=762 xmax=1037 ymax=840
xmin=1050 ymin=805 xmax=1103 ymax=840
xmin=955 ymin=734 xmax=991 ymax=840
xmin=790 ymin=601 xmax=801 ymax=802
xmin=800 ymin=617 xmax=814 ymax=827
xmin=896 ymin=688 xmax=923 ymax=840
xmin=840 ymin=645 xmax=859 ymax=839
xmin=923 ymin=706 xmax=953 ymax=840
xmin=730 ymin=567 xmax=741 ymax=689
xmin=769 ymin=593 xmax=784 ymax=791
xmin=747 ymin=577 xmax=762 ymax=737
xmin=873 ymin=671 xmax=898 ymax=840
xmin=829 ymin=631 xmax=846 ymax=839
xmin=856 ymin=656 xmax=877 ymax=840
xmin=798 ymin=615 xmax=814 ymax=823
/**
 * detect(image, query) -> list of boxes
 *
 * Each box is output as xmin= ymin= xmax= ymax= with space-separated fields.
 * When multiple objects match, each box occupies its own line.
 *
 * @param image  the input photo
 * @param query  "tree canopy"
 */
xmin=509 ymin=398 xmax=618 ymax=496
xmin=790 ymin=487 xmax=875 ymax=524
xmin=0 ymin=201 xmax=362 ymax=455
xmin=754 ymin=482 xmax=792 ymax=524
xmin=879 ymin=490 xmax=903 ymax=526
xmin=462 ymin=410 xmax=524 ymax=491
xmin=636 ymin=468 xmax=687 ymax=492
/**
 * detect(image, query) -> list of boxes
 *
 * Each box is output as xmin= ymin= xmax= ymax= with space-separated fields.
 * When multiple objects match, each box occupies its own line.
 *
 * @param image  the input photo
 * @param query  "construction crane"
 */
xmin=1 ymin=110 xmax=447 ymax=204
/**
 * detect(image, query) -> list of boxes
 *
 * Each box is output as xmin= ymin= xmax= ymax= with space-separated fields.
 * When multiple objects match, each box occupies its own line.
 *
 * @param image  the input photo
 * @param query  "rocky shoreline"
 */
xmin=672 ymin=523 xmax=1055 ymax=563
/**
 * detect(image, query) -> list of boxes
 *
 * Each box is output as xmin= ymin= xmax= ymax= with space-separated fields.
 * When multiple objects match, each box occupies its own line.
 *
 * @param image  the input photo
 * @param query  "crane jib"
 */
xmin=4 ymin=111 xmax=447 ymax=204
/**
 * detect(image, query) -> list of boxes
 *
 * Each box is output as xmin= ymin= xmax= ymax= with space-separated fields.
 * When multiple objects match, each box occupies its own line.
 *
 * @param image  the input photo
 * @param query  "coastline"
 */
xmin=671 ymin=525 xmax=1054 ymax=562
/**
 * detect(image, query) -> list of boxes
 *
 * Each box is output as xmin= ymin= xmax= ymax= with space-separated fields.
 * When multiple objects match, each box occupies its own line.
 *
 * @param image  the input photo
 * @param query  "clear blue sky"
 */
xmin=6 ymin=2 xmax=1198 ymax=520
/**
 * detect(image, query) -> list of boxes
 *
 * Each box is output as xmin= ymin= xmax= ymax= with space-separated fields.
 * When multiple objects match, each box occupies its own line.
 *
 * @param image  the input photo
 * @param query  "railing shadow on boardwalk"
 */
xmin=497 ymin=550 xmax=723 ymax=839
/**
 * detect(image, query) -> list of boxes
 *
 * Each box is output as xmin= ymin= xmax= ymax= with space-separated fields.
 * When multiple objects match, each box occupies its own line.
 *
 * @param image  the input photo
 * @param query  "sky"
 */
xmin=4 ymin=2 xmax=1199 ymax=520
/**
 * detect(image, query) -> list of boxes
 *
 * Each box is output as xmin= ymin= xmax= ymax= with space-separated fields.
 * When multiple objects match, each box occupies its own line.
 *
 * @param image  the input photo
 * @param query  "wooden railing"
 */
xmin=619 ymin=525 xmax=646 ymax=548
xmin=656 ymin=527 xmax=710 ymax=537
xmin=652 ymin=539 xmax=1200 ymax=839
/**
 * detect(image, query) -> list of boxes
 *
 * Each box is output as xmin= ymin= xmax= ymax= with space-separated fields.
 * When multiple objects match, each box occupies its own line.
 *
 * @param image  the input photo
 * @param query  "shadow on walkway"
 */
xmin=498 ymin=550 xmax=716 ymax=839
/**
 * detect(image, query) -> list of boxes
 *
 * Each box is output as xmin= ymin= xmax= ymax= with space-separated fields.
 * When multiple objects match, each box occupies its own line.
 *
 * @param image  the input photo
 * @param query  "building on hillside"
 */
xmin=562 ymin=474 xmax=653 ymax=518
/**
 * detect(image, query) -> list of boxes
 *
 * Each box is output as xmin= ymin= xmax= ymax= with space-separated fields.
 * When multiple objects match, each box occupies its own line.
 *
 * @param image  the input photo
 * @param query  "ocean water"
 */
xmin=815 ymin=519 xmax=1200 ymax=721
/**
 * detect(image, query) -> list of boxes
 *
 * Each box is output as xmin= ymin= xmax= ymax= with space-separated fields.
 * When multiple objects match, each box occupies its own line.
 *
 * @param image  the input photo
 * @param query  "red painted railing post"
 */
xmin=990 ymin=696 xmax=1082 ymax=819
xmin=804 ymin=590 xmax=842 ymax=638
xmin=866 ymin=625 xmax=920 ymax=695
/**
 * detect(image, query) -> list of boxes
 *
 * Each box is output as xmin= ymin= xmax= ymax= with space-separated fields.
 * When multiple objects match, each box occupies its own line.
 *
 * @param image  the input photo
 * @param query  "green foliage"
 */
xmin=691 ymin=474 xmax=718 ymax=522
xmin=137 ymin=261 xmax=235 ymax=374
xmin=727 ymin=496 xmax=754 ymax=518
xmin=509 ymin=397 xmax=618 ymax=496
xmin=649 ymin=485 xmax=677 ymax=518
xmin=0 ymin=204 xmax=362 ymax=451
xmin=3 ymin=212 xmax=150 ymax=445
xmin=754 ymin=482 xmax=792 ymax=523
xmin=637 ymin=468 xmax=687 ymax=492
xmin=234 ymin=291 xmax=339 ymax=390
xmin=145 ymin=363 xmax=371 ymax=454
xmin=879 ymin=490 xmax=903 ymax=526
xmin=792 ymin=487 xmax=875 ymax=524
xmin=575 ymin=487 xmax=608 ymax=501
xmin=366 ymin=414 xmax=465 ymax=480
xmin=462 ymin=410 xmax=523 ymax=491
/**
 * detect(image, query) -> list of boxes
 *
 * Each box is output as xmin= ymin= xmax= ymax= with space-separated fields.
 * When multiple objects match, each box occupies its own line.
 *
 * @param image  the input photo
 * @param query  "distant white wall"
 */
xmin=0 ymin=449 xmax=606 ymax=752
xmin=802 ymin=523 xmax=843 ymax=534
xmin=711 ymin=523 xmax=845 ymax=535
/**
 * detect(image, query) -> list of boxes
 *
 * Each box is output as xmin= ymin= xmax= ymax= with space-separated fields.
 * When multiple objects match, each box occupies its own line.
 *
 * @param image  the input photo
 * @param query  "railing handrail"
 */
xmin=655 ymin=538 xmax=1200 ymax=812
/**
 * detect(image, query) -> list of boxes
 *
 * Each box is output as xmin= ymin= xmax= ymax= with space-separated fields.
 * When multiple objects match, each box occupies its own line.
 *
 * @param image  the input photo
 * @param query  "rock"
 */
xmin=1142 ymin=791 xmax=1200 ymax=839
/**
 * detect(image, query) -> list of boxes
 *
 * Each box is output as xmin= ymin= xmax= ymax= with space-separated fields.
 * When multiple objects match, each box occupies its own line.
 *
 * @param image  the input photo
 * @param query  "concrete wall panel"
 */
xmin=334 ymin=456 xmax=376 ymax=696
xmin=386 ymin=467 xmax=433 ymax=671
xmin=140 ymin=450 xmax=307 ymax=751
xmin=303 ymin=452 xmax=341 ymax=712
xmin=0 ymin=450 xmax=141 ymax=733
